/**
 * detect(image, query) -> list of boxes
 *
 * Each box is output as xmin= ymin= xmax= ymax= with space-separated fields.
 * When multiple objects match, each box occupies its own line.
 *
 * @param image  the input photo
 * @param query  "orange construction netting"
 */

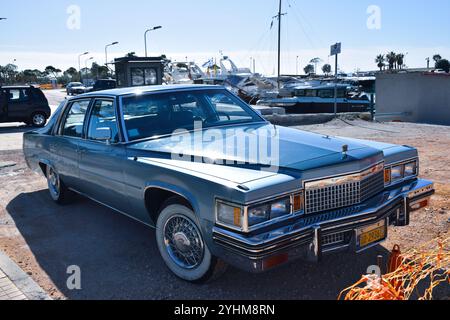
xmin=338 ymin=237 xmax=450 ymax=300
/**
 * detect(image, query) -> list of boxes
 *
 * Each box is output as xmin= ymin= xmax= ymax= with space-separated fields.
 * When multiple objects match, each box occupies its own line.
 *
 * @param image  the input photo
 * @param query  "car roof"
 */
xmin=72 ymin=84 xmax=221 ymax=98
xmin=0 ymin=85 xmax=36 ymax=89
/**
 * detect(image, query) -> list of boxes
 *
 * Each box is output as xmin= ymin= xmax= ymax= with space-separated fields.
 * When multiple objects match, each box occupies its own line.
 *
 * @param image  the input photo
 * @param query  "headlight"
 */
xmin=248 ymin=204 xmax=271 ymax=226
xmin=385 ymin=159 xmax=419 ymax=186
xmin=216 ymin=195 xmax=295 ymax=231
xmin=216 ymin=201 xmax=243 ymax=229
xmin=391 ymin=165 xmax=404 ymax=182
xmin=404 ymin=161 xmax=418 ymax=177
xmin=247 ymin=197 xmax=291 ymax=227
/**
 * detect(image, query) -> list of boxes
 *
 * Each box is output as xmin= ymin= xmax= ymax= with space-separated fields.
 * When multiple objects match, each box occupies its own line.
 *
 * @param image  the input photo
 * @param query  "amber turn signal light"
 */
xmin=384 ymin=168 xmax=392 ymax=185
xmin=293 ymin=192 xmax=304 ymax=212
xmin=233 ymin=207 xmax=241 ymax=226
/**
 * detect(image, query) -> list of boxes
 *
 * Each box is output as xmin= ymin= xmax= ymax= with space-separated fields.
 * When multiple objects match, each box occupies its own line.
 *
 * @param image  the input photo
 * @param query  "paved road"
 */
xmin=0 ymin=89 xmax=65 ymax=151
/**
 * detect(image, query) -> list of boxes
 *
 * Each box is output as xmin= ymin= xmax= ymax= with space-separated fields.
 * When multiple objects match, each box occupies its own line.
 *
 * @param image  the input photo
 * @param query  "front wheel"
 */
xmin=156 ymin=199 xmax=228 ymax=283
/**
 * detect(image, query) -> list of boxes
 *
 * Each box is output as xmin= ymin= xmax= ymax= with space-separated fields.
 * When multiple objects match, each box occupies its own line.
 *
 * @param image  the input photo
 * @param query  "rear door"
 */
xmin=78 ymin=98 xmax=128 ymax=212
xmin=51 ymin=99 xmax=91 ymax=190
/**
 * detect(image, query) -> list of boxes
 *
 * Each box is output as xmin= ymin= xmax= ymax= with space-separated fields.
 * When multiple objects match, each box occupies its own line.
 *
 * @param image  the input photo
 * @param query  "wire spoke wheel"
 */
xmin=163 ymin=215 xmax=205 ymax=270
xmin=47 ymin=167 xmax=60 ymax=198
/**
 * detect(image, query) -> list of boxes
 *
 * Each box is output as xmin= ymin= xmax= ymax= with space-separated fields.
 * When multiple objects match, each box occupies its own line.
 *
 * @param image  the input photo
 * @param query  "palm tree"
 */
xmin=375 ymin=54 xmax=385 ymax=71
xmin=386 ymin=52 xmax=397 ymax=70
xmin=396 ymin=53 xmax=405 ymax=69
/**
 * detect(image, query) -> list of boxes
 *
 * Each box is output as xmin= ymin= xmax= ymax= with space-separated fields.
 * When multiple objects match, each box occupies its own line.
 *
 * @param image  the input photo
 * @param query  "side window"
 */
xmin=62 ymin=100 xmax=90 ymax=138
xmin=87 ymin=100 xmax=119 ymax=143
xmin=8 ymin=89 xmax=29 ymax=103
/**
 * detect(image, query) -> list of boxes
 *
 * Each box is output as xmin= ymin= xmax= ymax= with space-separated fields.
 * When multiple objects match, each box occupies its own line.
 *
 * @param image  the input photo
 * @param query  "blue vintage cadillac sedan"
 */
xmin=23 ymin=85 xmax=435 ymax=283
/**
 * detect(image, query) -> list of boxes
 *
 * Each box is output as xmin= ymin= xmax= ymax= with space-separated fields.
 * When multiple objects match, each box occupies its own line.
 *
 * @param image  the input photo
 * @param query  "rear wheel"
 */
xmin=156 ymin=198 xmax=228 ymax=283
xmin=30 ymin=112 xmax=47 ymax=127
xmin=46 ymin=166 xmax=75 ymax=205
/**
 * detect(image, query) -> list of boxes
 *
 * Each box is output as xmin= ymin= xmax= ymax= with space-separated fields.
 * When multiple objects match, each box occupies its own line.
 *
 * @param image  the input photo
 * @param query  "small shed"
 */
xmin=114 ymin=56 xmax=164 ymax=88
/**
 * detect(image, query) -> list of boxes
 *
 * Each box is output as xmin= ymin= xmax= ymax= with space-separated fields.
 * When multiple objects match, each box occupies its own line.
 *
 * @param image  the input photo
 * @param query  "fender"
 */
xmin=143 ymin=181 xmax=202 ymax=221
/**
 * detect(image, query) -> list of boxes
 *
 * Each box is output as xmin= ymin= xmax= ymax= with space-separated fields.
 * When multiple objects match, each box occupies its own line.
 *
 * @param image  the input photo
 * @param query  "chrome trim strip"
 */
xmin=301 ymin=160 xmax=385 ymax=187
xmin=118 ymin=96 xmax=129 ymax=143
xmin=304 ymin=162 xmax=384 ymax=190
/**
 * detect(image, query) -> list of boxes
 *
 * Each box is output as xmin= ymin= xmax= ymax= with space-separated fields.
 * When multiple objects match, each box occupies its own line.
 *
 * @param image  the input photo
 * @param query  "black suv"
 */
xmin=0 ymin=86 xmax=51 ymax=127
xmin=86 ymin=79 xmax=117 ymax=92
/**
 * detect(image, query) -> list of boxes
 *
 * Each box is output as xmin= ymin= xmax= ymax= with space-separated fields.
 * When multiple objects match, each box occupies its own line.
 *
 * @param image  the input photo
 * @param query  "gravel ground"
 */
xmin=0 ymin=97 xmax=448 ymax=300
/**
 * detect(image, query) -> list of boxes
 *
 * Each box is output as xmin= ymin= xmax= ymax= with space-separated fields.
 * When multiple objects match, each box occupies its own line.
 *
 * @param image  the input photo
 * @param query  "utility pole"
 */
xmin=277 ymin=0 xmax=283 ymax=88
xmin=330 ymin=43 xmax=342 ymax=118
xmin=426 ymin=57 xmax=430 ymax=69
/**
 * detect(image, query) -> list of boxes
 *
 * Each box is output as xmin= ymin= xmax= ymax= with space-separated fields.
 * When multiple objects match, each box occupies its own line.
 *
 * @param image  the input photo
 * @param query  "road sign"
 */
xmin=330 ymin=43 xmax=341 ymax=56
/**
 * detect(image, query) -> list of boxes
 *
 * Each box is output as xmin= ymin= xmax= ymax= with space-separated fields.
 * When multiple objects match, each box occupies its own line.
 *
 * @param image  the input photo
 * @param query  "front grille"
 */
xmin=305 ymin=165 xmax=385 ymax=215
xmin=322 ymin=232 xmax=347 ymax=247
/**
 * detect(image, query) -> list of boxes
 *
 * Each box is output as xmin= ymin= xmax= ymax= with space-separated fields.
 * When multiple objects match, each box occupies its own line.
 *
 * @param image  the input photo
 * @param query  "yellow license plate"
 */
xmin=358 ymin=221 xmax=386 ymax=249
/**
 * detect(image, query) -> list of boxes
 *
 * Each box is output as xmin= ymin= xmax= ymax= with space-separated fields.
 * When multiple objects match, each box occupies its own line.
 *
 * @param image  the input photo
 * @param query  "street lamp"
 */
xmin=83 ymin=57 xmax=93 ymax=82
xmin=84 ymin=57 xmax=93 ymax=72
xmin=105 ymin=41 xmax=119 ymax=67
xmin=144 ymin=26 xmax=162 ymax=57
xmin=78 ymin=52 xmax=89 ymax=82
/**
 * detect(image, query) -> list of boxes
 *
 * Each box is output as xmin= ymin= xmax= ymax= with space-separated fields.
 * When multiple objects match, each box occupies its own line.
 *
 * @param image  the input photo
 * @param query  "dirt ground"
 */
xmin=0 ymin=115 xmax=448 ymax=300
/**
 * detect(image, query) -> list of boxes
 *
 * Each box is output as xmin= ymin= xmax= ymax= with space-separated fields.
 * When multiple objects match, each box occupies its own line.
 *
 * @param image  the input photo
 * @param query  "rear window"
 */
xmin=31 ymin=88 xmax=47 ymax=102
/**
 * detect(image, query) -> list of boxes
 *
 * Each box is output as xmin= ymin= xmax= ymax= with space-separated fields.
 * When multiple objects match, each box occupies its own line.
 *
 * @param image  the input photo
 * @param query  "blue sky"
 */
xmin=1 ymin=0 xmax=450 ymax=74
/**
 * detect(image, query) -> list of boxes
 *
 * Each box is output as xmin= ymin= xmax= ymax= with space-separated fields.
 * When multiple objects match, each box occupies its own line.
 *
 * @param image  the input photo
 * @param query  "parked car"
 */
xmin=66 ymin=82 xmax=87 ymax=96
xmin=23 ymin=85 xmax=435 ymax=282
xmin=85 ymin=79 xmax=117 ymax=93
xmin=0 ymin=85 xmax=51 ymax=127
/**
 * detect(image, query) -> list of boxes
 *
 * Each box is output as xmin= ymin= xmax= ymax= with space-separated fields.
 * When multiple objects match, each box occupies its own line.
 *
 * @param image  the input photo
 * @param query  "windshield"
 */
xmin=121 ymin=88 xmax=264 ymax=141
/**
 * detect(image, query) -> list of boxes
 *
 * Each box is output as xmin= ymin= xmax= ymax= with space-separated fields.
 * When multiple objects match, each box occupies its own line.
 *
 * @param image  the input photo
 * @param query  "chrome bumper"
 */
xmin=212 ymin=179 xmax=434 ymax=273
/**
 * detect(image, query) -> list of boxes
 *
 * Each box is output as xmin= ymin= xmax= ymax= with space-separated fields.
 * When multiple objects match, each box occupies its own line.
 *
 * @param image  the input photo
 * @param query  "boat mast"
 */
xmin=277 ymin=0 xmax=282 ymax=89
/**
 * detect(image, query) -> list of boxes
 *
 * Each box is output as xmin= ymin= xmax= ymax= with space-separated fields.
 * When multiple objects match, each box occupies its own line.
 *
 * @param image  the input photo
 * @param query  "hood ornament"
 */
xmin=342 ymin=145 xmax=349 ymax=158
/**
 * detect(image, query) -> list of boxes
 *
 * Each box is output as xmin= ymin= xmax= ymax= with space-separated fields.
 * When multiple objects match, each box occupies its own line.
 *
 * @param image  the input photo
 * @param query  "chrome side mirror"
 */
xmin=92 ymin=127 xmax=112 ymax=144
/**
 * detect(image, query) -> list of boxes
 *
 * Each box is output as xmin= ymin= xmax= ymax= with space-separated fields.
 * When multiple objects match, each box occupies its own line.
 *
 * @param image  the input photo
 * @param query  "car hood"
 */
xmin=129 ymin=123 xmax=386 ymax=177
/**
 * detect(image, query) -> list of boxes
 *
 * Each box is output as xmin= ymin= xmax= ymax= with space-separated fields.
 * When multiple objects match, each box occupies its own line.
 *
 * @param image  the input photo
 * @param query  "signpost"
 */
xmin=330 ymin=42 xmax=341 ymax=117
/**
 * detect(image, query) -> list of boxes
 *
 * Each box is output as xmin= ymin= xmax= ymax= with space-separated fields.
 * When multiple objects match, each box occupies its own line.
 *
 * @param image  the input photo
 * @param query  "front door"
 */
xmin=78 ymin=99 xmax=128 ymax=212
